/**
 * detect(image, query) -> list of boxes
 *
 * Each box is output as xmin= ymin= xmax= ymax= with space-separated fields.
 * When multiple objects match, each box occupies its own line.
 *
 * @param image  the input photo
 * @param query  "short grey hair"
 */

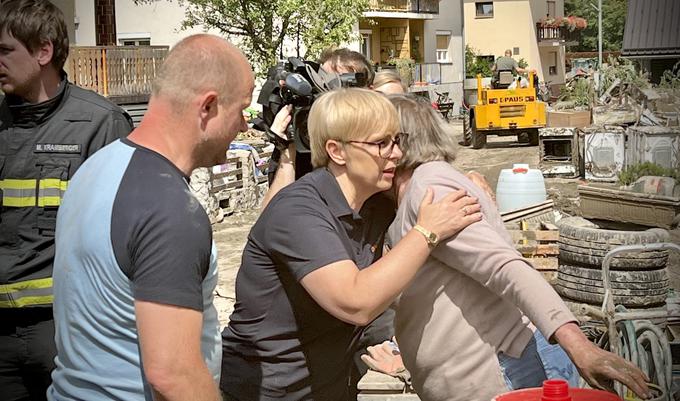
xmin=152 ymin=34 xmax=245 ymax=109
xmin=388 ymin=94 xmax=457 ymax=172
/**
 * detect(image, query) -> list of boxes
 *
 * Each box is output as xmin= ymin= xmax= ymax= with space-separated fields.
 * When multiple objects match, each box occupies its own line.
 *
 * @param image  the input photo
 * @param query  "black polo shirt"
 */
xmin=221 ymin=168 xmax=395 ymax=401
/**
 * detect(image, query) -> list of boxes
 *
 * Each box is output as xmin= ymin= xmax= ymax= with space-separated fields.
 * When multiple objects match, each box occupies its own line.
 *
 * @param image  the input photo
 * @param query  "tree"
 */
xmin=564 ymin=0 xmax=627 ymax=52
xmin=174 ymin=0 xmax=369 ymax=75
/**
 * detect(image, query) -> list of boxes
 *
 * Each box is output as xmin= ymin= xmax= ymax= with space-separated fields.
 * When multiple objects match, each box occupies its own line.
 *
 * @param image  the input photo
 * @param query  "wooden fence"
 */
xmin=64 ymin=46 xmax=169 ymax=101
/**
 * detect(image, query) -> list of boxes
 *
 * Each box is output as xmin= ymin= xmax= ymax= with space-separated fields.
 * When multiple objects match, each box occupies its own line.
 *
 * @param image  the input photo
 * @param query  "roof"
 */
xmin=622 ymin=0 xmax=680 ymax=57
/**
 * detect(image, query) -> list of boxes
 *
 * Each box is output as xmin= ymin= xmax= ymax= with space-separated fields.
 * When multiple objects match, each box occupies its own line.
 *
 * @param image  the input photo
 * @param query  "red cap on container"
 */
xmin=493 ymin=380 xmax=623 ymax=401
xmin=541 ymin=380 xmax=571 ymax=401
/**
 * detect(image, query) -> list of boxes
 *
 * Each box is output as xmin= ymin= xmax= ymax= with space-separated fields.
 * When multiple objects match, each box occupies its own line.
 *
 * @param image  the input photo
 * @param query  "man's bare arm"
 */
xmin=136 ymin=301 xmax=221 ymax=401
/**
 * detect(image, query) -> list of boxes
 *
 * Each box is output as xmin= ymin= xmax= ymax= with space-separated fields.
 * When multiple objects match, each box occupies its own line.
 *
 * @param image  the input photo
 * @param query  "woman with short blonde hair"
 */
xmin=308 ymin=88 xmax=398 ymax=168
xmin=373 ymin=69 xmax=406 ymax=95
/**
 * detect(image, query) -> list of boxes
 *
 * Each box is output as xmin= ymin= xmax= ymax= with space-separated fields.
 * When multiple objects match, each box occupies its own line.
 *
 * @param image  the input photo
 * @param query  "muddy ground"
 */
xmin=213 ymin=120 xmax=680 ymax=328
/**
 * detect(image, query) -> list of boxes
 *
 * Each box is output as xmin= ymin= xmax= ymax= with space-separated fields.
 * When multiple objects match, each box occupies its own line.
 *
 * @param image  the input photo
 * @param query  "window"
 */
xmin=121 ymin=39 xmax=150 ymax=46
xmin=547 ymin=0 xmax=556 ymax=17
xmin=513 ymin=47 xmax=520 ymax=55
xmin=549 ymin=51 xmax=558 ymax=75
xmin=475 ymin=2 xmax=494 ymax=18
xmin=360 ymin=32 xmax=372 ymax=60
xmin=435 ymin=31 xmax=451 ymax=62
xmin=118 ymin=32 xmax=151 ymax=46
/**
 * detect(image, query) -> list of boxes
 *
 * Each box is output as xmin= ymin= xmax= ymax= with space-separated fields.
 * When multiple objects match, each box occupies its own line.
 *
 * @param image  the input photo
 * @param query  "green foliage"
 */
xmin=294 ymin=0 xmax=369 ymax=61
xmin=387 ymin=57 xmax=415 ymax=87
xmin=518 ymin=58 xmax=528 ymax=69
xmin=244 ymin=107 xmax=259 ymax=121
xmin=564 ymin=0 xmax=626 ymax=52
xmin=659 ymin=61 xmax=680 ymax=89
xmin=618 ymin=162 xmax=680 ymax=186
xmin=599 ymin=56 xmax=650 ymax=90
xmin=465 ymin=45 xmax=493 ymax=78
xmin=558 ymin=77 xmax=594 ymax=107
xmin=165 ymin=0 xmax=368 ymax=76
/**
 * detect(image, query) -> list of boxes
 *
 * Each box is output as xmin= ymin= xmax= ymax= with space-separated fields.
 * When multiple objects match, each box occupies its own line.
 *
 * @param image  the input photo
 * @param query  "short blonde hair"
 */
xmin=308 ymin=88 xmax=399 ymax=168
xmin=373 ymin=70 xmax=405 ymax=92
xmin=388 ymin=94 xmax=457 ymax=172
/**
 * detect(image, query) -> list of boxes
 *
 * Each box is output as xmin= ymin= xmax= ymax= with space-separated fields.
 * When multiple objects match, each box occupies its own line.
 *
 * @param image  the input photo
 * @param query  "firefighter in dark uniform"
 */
xmin=0 ymin=1 xmax=133 ymax=399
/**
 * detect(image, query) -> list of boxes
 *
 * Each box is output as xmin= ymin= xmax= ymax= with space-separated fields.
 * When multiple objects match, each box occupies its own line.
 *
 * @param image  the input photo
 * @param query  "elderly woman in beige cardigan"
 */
xmin=372 ymin=94 xmax=651 ymax=401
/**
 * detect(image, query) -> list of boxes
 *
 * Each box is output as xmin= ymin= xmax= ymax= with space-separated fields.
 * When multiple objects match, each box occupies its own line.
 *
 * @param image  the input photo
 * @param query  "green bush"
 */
xmin=387 ymin=57 xmax=415 ymax=87
xmin=465 ymin=45 xmax=493 ymax=78
xmin=617 ymin=162 xmax=679 ymax=186
xmin=558 ymin=77 xmax=595 ymax=107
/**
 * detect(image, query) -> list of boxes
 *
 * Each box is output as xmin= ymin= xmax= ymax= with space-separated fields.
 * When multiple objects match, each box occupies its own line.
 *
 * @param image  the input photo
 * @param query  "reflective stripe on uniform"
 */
xmin=0 ymin=178 xmax=68 ymax=207
xmin=38 ymin=178 xmax=68 ymax=207
xmin=0 ymin=277 xmax=53 ymax=307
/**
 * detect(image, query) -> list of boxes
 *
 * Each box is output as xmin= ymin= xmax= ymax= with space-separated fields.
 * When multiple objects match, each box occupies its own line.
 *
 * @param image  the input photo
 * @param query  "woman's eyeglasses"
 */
xmin=345 ymin=132 xmax=408 ymax=159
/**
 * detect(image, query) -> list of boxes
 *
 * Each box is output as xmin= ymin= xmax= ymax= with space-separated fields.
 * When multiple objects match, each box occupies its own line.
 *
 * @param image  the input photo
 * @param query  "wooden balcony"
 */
xmin=64 ymin=46 xmax=169 ymax=103
xmin=536 ymin=23 xmax=580 ymax=45
xmin=368 ymin=0 xmax=439 ymax=14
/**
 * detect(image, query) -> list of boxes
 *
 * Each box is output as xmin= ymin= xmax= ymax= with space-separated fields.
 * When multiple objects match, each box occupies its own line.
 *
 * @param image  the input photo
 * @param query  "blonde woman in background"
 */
xmin=373 ymin=69 xmax=406 ymax=95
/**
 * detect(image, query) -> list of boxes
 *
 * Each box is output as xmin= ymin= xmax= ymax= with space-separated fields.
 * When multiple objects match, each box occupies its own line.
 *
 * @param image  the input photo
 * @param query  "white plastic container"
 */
xmin=496 ymin=163 xmax=547 ymax=213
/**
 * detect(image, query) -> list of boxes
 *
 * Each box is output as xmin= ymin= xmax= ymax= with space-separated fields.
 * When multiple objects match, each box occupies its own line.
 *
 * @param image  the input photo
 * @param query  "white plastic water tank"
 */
xmin=496 ymin=163 xmax=547 ymax=213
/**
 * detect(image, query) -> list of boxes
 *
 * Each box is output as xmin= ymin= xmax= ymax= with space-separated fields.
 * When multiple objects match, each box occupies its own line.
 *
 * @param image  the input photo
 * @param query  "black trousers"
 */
xmin=0 ymin=308 xmax=56 ymax=401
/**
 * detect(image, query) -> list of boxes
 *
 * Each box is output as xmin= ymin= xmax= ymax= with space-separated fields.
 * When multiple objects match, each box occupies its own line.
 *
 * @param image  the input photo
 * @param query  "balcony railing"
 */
xmin=368 ymin=0 xmax=439 ymax=14
xmin=536 ymin=23 xmax=580 ymax=43
xmin=64 ymin=46 xmax=169 ymax=102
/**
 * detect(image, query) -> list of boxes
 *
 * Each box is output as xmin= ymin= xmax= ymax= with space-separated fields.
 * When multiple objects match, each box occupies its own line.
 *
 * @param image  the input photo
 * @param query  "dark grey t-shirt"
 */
xmin=221 ymin=168 xmax=395 ymax=401
xmin=111 ymin=138 xmax=211 ymax=310
xmin=495 ymin=56 xmax=519 ymax=74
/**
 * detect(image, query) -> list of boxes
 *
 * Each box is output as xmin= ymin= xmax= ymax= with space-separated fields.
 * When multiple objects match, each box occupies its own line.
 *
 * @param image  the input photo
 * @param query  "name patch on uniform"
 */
xmin=34 ymin=143 xmax=81 ymax=154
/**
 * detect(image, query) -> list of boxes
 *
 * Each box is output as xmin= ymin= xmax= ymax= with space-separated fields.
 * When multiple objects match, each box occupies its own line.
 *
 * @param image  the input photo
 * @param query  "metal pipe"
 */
xmin=598 ymin=0 xmax=602 ymax=70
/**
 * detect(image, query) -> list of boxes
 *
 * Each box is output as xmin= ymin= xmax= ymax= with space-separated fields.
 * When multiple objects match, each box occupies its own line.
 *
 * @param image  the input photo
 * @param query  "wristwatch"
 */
xmin=413 ymin=225 xmax=439 ymax=247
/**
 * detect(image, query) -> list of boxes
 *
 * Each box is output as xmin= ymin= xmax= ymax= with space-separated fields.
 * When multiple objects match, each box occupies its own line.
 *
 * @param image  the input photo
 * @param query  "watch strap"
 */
xmin=413 ymin=224 xmax=437 ymax=247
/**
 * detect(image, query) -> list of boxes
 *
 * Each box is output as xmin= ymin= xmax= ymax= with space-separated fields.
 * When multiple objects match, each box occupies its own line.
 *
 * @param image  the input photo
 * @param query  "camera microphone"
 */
xmin=285 ymin=73 xmax=313 ymax=97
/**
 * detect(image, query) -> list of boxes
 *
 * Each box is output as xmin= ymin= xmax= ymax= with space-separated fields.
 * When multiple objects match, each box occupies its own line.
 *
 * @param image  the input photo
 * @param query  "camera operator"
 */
xmin=264 ymin=48 xmax=375 ymax=208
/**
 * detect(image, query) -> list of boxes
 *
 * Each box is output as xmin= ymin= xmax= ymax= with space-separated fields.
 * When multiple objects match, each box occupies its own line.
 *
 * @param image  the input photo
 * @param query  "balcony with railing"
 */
xmin=64 ymin=45 xmax=169 ymax=103
xmin=536 ymin=22 xmax=582 ymax=46
xmin=367 ymin=0 xmax=439 ymax=14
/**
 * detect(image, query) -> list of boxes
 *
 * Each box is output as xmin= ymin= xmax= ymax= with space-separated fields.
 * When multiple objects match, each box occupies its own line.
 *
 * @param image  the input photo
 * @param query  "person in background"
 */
xmin=0 ymin=1 xmax=133 ymax=399
xmin=220 ymin=88 xmax=482 ymax=400
xmin=491 ymin=49 xmax=528 ymax=75
xmin=368 ymin=93 xmax=651 ymax=401
xmin=266 ymin=48 xmax=375 ymax=187
xmin=372 ymin=69 xmax=406 ymax=95
xmin=48 ymin=34 xmax=254 ymax=401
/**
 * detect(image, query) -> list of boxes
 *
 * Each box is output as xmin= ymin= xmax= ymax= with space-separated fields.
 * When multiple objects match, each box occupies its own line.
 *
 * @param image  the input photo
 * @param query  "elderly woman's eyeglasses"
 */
xmin=345 ymin=133 xmax=407 ymax=159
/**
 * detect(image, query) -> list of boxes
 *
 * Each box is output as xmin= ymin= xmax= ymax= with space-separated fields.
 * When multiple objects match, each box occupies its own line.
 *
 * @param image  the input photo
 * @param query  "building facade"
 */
xmin=464 ymin=0 xmax=570 ymax=85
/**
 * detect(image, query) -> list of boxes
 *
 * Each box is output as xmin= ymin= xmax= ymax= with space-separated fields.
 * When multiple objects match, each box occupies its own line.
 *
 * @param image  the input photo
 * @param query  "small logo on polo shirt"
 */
xmin=34 ymin=143 xmax=82 ymax=154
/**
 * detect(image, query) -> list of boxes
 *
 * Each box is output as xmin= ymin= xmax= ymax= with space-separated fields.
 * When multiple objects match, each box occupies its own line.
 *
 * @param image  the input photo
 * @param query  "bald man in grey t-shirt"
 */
xmin=492 ymin=49 xmax=527 ymax=75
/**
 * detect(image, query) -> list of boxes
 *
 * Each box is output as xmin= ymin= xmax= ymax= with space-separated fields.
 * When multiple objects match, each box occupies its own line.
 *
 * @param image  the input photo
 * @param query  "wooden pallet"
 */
xmin=210 ymin=148 xmax=272 ymax=215
xmin=507 ymin=222 xmax=560 ymax=284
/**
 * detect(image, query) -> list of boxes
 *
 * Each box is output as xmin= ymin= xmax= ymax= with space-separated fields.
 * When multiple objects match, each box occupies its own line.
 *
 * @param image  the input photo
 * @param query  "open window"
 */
xmin=475 ymin=2 xmax=494 ymax=18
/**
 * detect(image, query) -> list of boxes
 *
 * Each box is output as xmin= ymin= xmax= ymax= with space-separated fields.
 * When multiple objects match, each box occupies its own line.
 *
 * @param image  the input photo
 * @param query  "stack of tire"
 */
xmin=555 ymin=217 xmax=671 ymax=312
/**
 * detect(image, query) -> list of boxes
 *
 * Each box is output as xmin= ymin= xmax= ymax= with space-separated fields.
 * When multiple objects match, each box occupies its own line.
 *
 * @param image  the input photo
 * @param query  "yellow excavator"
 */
xmin=463 ymin=71 xmax=546 ymax=149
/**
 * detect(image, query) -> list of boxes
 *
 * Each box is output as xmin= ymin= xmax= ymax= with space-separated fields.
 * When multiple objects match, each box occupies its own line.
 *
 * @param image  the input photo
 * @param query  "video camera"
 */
xmin=254 ymin=57 xmax=367 ymax=153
